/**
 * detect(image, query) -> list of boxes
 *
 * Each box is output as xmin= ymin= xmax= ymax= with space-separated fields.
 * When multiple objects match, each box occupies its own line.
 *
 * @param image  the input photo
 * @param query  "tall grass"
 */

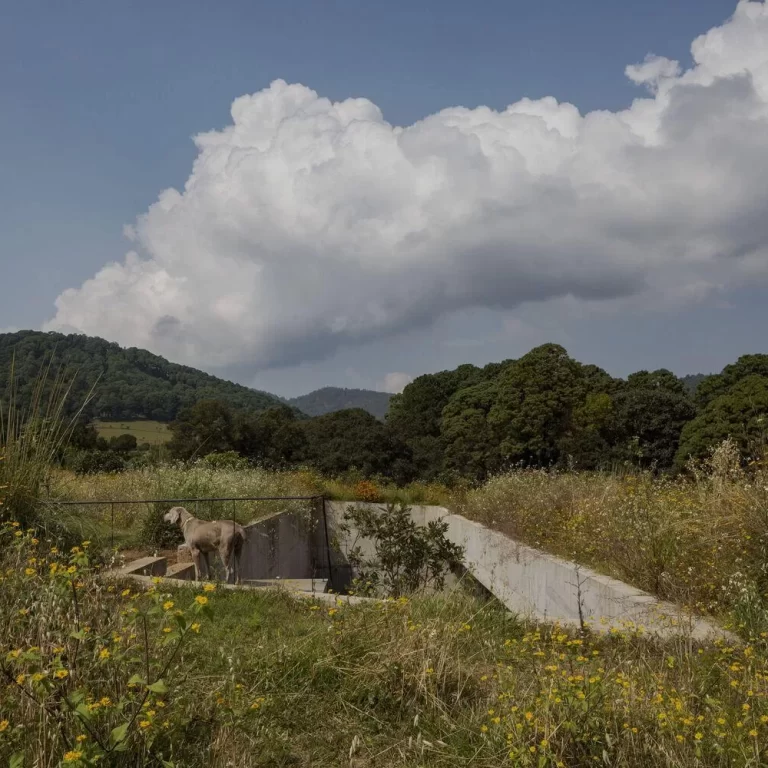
xmin=0 ymin=357 xmax=91 ymax=533
xmin=454 ymin=439 xmax=768 ymax=638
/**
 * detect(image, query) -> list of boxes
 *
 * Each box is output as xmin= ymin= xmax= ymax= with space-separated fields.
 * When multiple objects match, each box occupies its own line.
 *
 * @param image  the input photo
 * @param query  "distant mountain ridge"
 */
xmin=681 ymin=373 xmax=711 ymax=394
xmin=0 ymin=330 xmax=286 ymax=421
xmin=287 ymin=387 xmax=392 ymax=420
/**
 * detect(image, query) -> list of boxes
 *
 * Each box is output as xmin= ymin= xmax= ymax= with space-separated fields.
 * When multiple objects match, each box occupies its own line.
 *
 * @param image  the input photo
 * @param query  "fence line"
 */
xmin=38 ymin=494 xmax=326 ymax=553
xmin=42 ymin=495 xmax=323 ymax=506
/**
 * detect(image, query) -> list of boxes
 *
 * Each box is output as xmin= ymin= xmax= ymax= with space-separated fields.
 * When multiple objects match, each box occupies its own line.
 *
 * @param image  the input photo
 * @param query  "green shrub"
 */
xmin=140 ymin=503 xmax=184 ymax=549
xmin=340 ymin=502 xmax=464 ymax=598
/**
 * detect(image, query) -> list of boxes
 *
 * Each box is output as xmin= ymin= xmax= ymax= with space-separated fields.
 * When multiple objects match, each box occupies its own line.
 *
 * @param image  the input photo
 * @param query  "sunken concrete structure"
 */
xmin=173 ymin=500 xmax=731 ymax=641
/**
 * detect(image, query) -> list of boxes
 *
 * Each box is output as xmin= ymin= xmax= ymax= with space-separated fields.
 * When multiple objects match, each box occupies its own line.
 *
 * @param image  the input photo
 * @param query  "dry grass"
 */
xmin=454 ymin=440 xmax=768 ymax=639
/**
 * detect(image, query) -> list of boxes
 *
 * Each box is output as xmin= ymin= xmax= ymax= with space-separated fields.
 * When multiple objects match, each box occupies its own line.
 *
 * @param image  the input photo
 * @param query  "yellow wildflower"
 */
xmin=0 ymin=720 xmax=8 ymax=732
xmin=203 ymin=583 xmax=216 ymax=592
xmin=195 ymin=595 xmax=208 ymax=606
xmin=54 ymin=669 xmax=69 ymax=679
xmin=163 ymin=601 xmax=174 ymax=611
xmin=191 ymin=622 xmax=201 ymax=633
xmin=63 ymin=751 xmax=83 ymax=762
xmin=99 ymin=648 xmax=110 ymax=660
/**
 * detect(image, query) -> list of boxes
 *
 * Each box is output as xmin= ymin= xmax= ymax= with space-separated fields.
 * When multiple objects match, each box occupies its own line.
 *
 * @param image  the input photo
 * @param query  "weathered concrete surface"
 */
xmin=239 ymin=510 xmax=327 ymax=582
xmin=165 ymin=562 xmax=195 ymax=581
xmin=111 ymin=555 xmax=167 ymax=578
xmin=246 ymin=578 xmax=328 ymax=592
xmin=324 ymin=502 xmax=732 ymax=641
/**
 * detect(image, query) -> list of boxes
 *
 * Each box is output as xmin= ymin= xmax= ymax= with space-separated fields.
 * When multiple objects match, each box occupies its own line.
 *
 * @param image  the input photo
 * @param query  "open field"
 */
xmin=93 ymin=419 xmax=172 ymax=445
xmin=2 ymin=523 xmax=768 ymax=767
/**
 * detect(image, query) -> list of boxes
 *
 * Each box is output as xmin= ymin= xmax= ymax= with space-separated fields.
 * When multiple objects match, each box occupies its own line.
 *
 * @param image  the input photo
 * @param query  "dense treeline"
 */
xmin=0 ymin=331 xmax=285 ymax=420
xmin=159 ymin=344 xmax=768 ymax=483
xmin=8 ymin=330 xmax=768 ymax=482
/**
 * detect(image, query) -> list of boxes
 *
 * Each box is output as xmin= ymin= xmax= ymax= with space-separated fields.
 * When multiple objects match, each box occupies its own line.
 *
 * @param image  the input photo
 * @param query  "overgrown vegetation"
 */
xmin=3 ymin=522 xmax=768 ymax=767
xmin=6 ymin=332 xmax=768 ymax=485
xmin=456 ymin=439 xmax=768 ymax=638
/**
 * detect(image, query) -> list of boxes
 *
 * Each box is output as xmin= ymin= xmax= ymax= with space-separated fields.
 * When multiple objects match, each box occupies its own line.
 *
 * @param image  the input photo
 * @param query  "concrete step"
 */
xmin=165 ymin=562 xmax=195 ymax=581
xmin=116 ymin=556 xmax=167 ymax=578
xmin=245 ymin=578 xmax=328 ymax=593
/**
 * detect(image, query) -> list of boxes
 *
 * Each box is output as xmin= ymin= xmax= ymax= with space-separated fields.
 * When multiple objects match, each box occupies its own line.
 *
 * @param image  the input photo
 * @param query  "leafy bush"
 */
xmin=341 ymin=502 xmax=464 ymax=597
xmin=68 ymin=449 xmax=128 ymax=475
xmin=140 ymin=504 xmax=184 ymax=549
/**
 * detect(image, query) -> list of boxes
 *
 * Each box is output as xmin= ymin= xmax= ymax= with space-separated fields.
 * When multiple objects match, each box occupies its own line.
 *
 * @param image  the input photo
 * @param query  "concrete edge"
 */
xmin=100 ymin=572 xmax=381 ymax=605
xmin=326 ymin=501 xmax=738 ymax=643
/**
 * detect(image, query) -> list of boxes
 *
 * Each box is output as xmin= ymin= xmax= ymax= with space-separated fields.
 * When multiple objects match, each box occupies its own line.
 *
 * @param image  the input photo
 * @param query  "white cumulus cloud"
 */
xmin=381 ymin=372 xmax=413 ymax=394
xmin=46 ymin=1 xmax=768 ymax=372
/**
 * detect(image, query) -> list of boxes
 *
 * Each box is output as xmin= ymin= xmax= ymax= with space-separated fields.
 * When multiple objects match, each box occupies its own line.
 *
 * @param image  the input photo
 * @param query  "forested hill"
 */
xmin=0 ymin=330 xmax=284 ymax=421
xmin=287 ymin=387 xmax=392 ymax=420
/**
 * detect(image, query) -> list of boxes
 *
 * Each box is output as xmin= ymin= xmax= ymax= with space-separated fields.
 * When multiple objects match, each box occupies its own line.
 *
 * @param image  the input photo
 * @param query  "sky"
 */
xmin=2 ymin=0 xmax=767 ymax=398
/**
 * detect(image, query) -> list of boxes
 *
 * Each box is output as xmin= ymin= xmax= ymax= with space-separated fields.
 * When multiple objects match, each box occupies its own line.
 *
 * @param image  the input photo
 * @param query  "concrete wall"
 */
xmin=238 ymin=510 xmax=327 ymax=581
xmin=323 ymin=501 xmax=731 ymax=641
xmin=231 ymin=499 xmax=730 ymax=640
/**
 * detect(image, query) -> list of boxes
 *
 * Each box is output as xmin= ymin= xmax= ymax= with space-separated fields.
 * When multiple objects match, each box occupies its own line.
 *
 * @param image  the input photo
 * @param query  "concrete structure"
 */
xmin=322 ymin=501 xmax=733 ymax=641
xmin=161 ymin=499 xmax=733 ymax=641
xmin=165 ymin=562 xmax=195 ymax=580
xmin=113 ymin=555 xmax=167 ymax=578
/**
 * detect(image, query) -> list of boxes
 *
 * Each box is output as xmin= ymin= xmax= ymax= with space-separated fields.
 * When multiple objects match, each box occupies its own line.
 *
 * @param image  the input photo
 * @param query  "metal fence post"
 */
xmin=321 ymin=496 xmax=334 ymax=593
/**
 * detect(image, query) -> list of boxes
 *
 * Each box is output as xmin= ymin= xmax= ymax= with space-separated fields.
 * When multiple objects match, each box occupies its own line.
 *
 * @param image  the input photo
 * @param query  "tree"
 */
xmin=167 ymin=400 xmax=236 ymax=460
xmin=302 ymin=409 xmax=413 ymax=482
xmin=610 ymin=370 xmax=695 ymax=469
xmin=676 ymin=375 xmax=768 ymax=466
xmin=387 ymin=364 xmax=483 ymax=480
xmin=440 ymin=381 xmax=501 ymax=482
xmin=109 ymin=433 xmax=138 ymax=453
xmin=695 ymin=354 xmax=768 ymax=409
xmin=486 ymin=344 xmax=593 ymax=467
xmin=234 ymin=405 xmax=306 ymax=468
xmin=0 ymin=329 xmax=286 ymax=421
xmin=69 ymin=420 xmax=100 ymax=451
xmin=559 ymin=392 xmax=620 ymax=470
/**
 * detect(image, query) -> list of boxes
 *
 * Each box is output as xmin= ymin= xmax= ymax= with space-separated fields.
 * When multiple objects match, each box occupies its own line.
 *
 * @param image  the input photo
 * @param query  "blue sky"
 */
xmin=2 ymin=0 xmax=765 ymax=397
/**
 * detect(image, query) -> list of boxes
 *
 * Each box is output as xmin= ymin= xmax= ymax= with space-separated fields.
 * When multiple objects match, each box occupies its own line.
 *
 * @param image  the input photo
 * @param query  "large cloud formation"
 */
xmin=47 ymin=2 xmax=768 ymax=370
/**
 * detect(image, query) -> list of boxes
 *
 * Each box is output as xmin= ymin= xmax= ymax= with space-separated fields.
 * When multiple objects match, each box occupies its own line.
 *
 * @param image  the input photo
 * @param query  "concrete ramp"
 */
xmin=323 ymin=502 xmax=735 ymax=642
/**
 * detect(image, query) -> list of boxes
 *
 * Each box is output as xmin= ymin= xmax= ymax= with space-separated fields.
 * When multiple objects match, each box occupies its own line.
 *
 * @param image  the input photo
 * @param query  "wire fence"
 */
xmin=39 ymin=494 xmax=325 ymax=552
